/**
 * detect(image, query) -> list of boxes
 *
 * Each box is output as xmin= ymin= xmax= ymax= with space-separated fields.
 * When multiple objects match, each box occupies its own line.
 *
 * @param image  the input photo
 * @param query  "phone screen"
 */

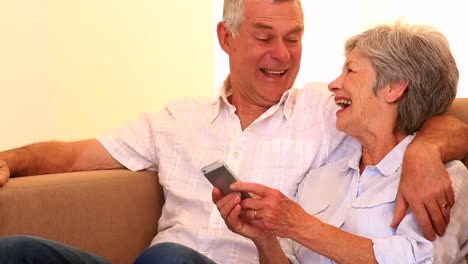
xmin=202 ymin=161 xmax=251 ymax=199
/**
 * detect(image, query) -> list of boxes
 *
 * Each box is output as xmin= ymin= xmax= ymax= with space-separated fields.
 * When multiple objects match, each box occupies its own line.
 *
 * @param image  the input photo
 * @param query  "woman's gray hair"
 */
xmin=345 ymin=22 xmax=459 ymax=134
xmin=223 ymin=0 xmax=303 ymax=36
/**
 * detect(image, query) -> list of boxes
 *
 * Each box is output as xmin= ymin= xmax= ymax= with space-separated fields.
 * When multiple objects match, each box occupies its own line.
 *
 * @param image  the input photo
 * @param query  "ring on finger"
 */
xmin=440 ymin=202 xmax=450 ymax=210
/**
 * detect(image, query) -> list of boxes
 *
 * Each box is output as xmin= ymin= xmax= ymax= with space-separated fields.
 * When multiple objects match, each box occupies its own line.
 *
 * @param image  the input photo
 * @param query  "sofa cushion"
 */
xmin=0 ymin=170 xmax=163 ymax=264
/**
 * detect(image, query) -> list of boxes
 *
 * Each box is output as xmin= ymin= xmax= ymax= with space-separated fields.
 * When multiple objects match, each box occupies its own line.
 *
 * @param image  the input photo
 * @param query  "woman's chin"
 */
xmin=336 ymin=120 xmax=356 ymax=137
xmin=335 ymin=121 xmax=347 ymax=133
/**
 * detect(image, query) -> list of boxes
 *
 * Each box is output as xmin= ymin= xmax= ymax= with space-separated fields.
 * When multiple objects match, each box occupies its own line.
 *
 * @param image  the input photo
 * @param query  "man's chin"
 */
xmin=260 ymin=79 xmax=293 ymax=90
xmin=259 ymin=91 xmax=289 ymax=105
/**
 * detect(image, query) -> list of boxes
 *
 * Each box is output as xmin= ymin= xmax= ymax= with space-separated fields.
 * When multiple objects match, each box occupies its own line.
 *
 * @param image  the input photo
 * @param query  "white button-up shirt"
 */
xmin=98 ymin=83 xmax=358 ymax=264
xmin=287 ymin=135 xmax=468 ymax=264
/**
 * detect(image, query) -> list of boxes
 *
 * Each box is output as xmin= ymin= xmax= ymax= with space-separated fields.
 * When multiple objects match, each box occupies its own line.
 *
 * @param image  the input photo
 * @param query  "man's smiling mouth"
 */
xmin=260 ymin=68 xmax=287 ymax=76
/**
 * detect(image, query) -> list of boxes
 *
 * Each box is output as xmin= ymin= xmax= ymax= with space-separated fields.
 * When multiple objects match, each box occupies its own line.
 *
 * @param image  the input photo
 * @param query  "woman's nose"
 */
xmin=328 ymin=75 xmax=342 ymax=93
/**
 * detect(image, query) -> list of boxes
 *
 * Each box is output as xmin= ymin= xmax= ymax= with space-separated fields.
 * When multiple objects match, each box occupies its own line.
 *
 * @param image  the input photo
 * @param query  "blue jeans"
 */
xmin=0 ymin=235 xmax=111 ymax=264
xmin=134 ymin=242 xmax=217 ymax=264
xmin=0 ymin=236 xmax=216 ymax=264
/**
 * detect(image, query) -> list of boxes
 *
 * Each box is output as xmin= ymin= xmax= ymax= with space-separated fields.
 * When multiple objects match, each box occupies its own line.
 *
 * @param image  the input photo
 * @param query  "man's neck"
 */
xmin=236 ymin=108 xmax=267 ymax=130
xmin=224 ymin=78 xmax=287 ymax=130
xmin=228 ymin=95 xmax=269 ymax=130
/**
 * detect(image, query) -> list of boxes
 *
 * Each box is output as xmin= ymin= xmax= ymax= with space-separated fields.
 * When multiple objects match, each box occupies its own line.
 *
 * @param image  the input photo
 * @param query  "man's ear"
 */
xmin=217 ymin=22 xmax=234 ymax=55
xmin=385 ymin=80 xmax=409 ymax=103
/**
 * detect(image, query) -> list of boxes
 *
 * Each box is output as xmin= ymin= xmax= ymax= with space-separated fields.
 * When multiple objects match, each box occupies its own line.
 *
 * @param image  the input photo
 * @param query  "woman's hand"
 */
xmin=212 ymin=187 xmax=270 ymax=241
xmin=230 ymin=182 xmax=310 ymax=238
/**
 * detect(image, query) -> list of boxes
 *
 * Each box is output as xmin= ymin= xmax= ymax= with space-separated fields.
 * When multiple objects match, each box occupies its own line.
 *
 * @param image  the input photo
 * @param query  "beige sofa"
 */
xmin=0 ymin=98 xmax=467 ymax=264
xmin=0 ymin=170 xmax=162 ymax=264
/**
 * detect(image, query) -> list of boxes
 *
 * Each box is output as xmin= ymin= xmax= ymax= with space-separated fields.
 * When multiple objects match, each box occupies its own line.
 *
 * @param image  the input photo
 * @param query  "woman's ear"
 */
xmin=217 ymin=22 xmax=233 ymax=55
xmin=385 ymin=80 xmax=409 ymax=103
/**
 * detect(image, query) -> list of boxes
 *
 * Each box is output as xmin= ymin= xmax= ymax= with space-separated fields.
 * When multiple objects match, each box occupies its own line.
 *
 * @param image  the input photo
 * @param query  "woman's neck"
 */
xmin=358 ymin=131 xmax=408 ymax=174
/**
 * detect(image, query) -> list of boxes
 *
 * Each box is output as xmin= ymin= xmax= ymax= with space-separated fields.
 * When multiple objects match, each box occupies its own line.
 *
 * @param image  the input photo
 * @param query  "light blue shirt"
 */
xmin=284 ymin=135 xmax=468 ymax=263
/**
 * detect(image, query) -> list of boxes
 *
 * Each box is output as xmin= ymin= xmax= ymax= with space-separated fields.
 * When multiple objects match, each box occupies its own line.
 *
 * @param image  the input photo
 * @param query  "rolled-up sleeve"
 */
xmin=98 ymin=111 xmax=161 ymax=172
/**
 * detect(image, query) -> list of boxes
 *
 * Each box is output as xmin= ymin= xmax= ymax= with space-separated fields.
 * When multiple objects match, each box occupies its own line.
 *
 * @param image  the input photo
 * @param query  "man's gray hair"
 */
xmin=345 ymin=22 xmax=459 ymax=134
xmin=223 ymin=0 xmax=303 ymax=36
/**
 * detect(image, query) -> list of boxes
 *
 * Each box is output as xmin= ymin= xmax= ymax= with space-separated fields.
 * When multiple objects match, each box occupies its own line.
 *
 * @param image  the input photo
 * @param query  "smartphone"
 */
xmin=201 ymin=160 xmax=251 ymax=199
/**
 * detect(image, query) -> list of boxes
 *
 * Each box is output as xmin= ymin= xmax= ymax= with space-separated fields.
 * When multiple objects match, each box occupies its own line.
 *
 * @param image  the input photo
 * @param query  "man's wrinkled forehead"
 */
xmin=252 ymin=22 xmax=304 ymax=36
xmin=246 ymin=0 xmax=303 ymax=10
xmin=244 ymin=0 xmax=304 ymax=19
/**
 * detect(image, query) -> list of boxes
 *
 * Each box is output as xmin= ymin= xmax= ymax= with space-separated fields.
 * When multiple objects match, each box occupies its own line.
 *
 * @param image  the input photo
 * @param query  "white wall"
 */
xmin=0 ymin=0 xmax=57 ymax=150
xmin=215 ymin=0 xmax=468 ymax=98
xmin=2 ymin=1 xmax=464 ymax=151
xmin=0 ymin=1 xmax=215 ymax=150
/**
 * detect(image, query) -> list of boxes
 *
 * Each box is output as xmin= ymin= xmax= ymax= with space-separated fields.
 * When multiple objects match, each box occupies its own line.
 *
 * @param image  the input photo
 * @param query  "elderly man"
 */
xmin=0 ymin=0 xmax=467 ymax=263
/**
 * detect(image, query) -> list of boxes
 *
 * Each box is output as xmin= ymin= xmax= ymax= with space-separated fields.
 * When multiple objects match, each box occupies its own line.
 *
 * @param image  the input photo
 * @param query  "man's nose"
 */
xmin=270 ymin=40 xmax=291 ymax=62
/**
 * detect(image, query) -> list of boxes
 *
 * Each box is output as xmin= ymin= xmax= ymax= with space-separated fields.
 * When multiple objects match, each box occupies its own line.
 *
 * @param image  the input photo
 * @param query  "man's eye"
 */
xmin=257 ymin=37 xmax=271 ymax=42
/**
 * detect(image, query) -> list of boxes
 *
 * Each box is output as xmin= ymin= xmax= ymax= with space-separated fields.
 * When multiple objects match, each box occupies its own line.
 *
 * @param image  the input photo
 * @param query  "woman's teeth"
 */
xmin=261 ymin=68 xmax=286 ymax=76
xmin=336 ymin=99 xmax=352 ymax=109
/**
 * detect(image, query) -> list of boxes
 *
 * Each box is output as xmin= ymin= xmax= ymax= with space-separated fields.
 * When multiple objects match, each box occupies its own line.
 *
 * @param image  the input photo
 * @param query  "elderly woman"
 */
xmin=213 ymin=22 xmax=468 ymax=263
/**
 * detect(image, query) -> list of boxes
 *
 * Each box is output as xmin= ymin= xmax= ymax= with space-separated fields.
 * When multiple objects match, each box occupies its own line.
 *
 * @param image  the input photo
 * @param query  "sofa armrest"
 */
xmin=449 ymin=98 xmax=468 ymax=125
xmin=448 ymin=98 xmax=468 ymax=167
xmin=0 ymin=170 xmax=164 ymax=264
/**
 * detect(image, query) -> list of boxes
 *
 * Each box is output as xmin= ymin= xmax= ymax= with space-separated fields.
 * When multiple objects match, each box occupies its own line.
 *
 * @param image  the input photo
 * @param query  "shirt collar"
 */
xmin=348 ymin=134 xmax=415 ymax=176
xmin=208 ymin=77 xmax=234 ymax=123
xmin=208 ymin=76 xmax=296 ymax=123
xmin=282 ymin=88 xmax=296 ymax=120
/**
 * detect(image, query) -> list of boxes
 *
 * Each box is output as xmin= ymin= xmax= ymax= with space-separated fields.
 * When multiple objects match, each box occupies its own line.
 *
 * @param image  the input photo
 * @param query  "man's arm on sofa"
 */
xmin=0 ymin=139 xmax=123 ymax=186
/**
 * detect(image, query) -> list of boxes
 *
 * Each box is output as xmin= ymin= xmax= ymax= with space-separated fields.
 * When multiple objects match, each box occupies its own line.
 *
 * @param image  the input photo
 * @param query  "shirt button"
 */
xmin=347 ymin=204 xmax=352 ymax=209
xmin=233 ymin=152 xmax=239 ymax=158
